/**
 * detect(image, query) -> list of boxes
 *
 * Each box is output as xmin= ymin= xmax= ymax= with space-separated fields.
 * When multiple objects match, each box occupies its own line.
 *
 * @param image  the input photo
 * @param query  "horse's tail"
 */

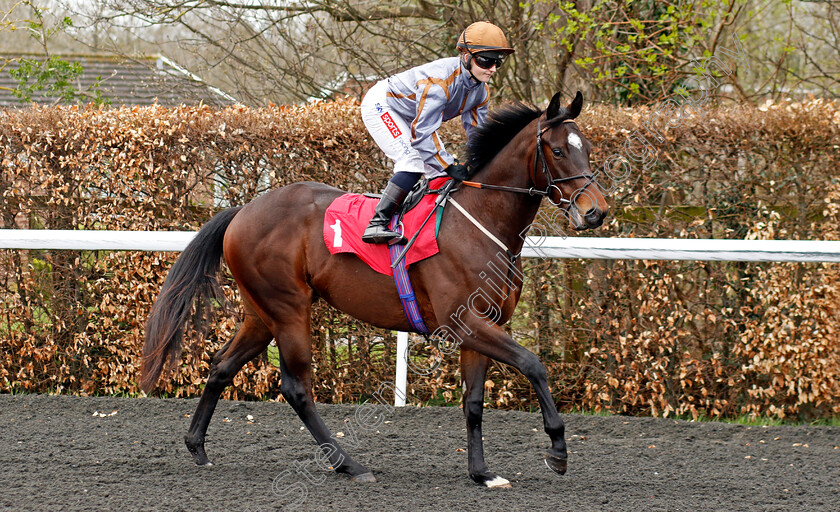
xmin=139 ymin=206 xmax=243 ymax=393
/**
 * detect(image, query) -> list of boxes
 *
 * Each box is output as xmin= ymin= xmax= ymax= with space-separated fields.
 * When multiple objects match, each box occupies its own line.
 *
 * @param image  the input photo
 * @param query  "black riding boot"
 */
xmin=362 ymin=181 xmax=409 ymax=244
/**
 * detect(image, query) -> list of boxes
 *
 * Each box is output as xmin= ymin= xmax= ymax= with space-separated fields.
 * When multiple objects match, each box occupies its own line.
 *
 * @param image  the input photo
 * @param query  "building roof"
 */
xmin=0 ymin=53 xmax=238 ymax=108
xmin=308 ymin=72 xmax=380 ymax=102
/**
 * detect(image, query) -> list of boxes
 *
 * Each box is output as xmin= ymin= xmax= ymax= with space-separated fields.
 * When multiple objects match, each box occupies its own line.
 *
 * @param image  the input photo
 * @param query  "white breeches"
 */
xmin=360 ymin=80 xmax=445 ymax=178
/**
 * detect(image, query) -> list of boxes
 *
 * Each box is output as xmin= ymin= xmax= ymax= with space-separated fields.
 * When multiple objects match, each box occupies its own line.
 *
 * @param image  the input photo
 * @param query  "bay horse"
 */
xmin=140 ymin=91 xmax=609 ymax=487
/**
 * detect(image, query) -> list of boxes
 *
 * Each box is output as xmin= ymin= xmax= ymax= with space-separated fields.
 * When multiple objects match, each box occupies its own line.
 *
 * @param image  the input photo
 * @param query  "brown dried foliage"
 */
xmin=1 ymin=98 xmax=838 ymax=420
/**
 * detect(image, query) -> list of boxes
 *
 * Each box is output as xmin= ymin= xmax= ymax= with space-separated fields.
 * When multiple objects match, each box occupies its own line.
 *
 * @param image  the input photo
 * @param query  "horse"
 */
xmin=140 ymin=90 xmax=609 ymax=488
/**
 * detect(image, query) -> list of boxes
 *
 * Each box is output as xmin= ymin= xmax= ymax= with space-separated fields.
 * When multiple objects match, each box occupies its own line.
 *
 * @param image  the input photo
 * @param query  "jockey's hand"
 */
xmin=444 ymin=163 xmax=471 ymax=181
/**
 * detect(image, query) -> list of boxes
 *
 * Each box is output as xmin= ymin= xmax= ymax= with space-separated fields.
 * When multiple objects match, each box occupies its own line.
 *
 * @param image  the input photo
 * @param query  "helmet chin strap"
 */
xmin=462 ymin=53 xmax=481 ymax=83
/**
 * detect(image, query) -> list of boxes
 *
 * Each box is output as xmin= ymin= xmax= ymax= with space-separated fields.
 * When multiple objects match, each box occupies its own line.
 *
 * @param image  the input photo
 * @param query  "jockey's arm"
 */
xmin=410 ymin=84 xmax=454 ymax=172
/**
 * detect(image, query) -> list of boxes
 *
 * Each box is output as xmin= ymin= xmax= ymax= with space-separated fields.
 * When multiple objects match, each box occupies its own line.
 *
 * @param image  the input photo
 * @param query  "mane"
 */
xmin=465 ymin=102 xmax=542 ymax=173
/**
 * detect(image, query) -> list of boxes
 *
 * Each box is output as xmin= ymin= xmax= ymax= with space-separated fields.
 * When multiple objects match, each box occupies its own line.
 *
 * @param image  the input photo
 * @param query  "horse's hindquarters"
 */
xmin=222 ymin=183 xmax=415 ymax=332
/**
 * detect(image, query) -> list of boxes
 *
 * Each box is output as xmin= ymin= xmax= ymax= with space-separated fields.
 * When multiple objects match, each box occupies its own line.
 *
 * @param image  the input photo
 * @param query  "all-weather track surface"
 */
xmin=0 ymin=394 xmax=837 ymax=511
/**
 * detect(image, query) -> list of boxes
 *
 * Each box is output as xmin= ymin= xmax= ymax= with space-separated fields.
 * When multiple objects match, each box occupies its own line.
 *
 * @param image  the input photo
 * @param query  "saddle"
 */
xmin=324 ymin=177 xmax=454 ymax=277
xmin=363 ymin=176 xmax=450 ymax=217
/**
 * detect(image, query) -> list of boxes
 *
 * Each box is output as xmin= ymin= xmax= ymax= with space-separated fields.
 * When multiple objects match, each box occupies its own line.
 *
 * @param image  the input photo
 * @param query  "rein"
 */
xmin=461 ymin=117 xmax=595 ymax=207
xmin=397 ymin=115 xmax=599 ymax=294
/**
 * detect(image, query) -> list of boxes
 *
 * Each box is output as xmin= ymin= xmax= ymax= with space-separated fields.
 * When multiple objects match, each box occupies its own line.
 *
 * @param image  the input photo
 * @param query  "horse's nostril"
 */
xmin=585 ymin=208 xmax=605 ymax=226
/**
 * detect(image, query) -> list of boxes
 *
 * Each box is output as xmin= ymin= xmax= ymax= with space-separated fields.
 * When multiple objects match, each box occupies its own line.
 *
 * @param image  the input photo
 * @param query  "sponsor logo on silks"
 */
xmin=380 ymin=112 xmax=402 ymax=138
xmin=330 ymin=219 xmax=343 ymax=248
xmin=398 ymin=138 xmax=413 ymax=157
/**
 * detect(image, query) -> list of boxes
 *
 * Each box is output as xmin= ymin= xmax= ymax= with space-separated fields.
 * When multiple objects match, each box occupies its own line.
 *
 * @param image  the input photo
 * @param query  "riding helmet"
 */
xmin=456 ymin=21 xmax=515 ymax=59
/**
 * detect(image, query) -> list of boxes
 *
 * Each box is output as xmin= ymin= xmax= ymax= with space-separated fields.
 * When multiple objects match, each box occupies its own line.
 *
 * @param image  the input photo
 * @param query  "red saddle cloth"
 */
xmin=323 ymin=178 xmax=450 ymax=276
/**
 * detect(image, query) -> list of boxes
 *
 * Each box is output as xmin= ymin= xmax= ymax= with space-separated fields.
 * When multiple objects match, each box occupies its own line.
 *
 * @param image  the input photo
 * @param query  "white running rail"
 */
xmin=4 ymin=230 xmax=840 ymax=406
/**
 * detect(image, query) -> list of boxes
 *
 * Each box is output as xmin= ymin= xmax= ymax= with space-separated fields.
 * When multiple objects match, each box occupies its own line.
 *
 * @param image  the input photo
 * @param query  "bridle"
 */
xmin=444 ymin=114 xmax=598 ymax=268
xmin=461 ymin=117 xmax=595 ymax=207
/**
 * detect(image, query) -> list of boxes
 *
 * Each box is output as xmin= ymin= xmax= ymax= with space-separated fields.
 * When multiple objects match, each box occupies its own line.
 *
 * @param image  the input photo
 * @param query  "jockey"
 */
xmin=360 ymin=21 xmax=515 ymax=244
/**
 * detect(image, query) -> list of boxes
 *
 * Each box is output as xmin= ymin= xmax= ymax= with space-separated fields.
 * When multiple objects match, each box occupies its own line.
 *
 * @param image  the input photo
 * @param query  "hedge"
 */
xmin=1 ymin=97 xmax=838 ymax=420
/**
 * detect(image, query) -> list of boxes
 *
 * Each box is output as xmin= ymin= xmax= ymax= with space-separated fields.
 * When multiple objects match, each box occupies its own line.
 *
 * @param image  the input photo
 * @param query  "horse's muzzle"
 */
xmin=584 ymin=207 xmax=607 ymax=229
xmin=569 ymin=205 xmax=608 ymax=230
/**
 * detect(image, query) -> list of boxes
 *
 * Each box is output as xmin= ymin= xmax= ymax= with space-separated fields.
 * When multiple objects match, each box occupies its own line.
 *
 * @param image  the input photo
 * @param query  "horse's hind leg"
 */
xmin=461 ymin=348 xmax=511 ymax=488
xmin=272 ymin=313 xmax=376 ymax=483
xmin=184 ymin=309 xmax=273 ymax=465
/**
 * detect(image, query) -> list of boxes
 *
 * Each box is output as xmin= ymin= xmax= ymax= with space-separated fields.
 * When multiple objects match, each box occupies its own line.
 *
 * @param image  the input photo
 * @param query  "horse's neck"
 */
xmin=455 ymin=125 xmax=542 ymax=254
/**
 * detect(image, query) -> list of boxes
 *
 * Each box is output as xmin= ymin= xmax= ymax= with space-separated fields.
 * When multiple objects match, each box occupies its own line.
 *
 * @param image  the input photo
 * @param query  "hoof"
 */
xmin=471 ymin=471 xmax=512 ymax=488
xmin=185 ymin=438 xmax=212 ymax=466
xmin=351 ymin=472 xmax=377 ymax=483
xmin=484 ymin=476 xmax=512 ymax=489
xmin=189 ymin=451 xmax=213 ymax=466
xmin=544 ymin=452 xmax=567 ymax=475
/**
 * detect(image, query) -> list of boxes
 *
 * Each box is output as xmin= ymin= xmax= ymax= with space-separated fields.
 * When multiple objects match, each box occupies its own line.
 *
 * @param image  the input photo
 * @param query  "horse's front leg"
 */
xmin=460 ymin=348 xmax=512 ymax=487
xmin=459 ymin=323 xmax=568 ymax=475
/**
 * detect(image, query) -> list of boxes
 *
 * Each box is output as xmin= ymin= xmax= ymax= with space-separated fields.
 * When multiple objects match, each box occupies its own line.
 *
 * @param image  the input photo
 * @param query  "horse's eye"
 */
xmin=552 ymin=148 xmax=564 ymax=158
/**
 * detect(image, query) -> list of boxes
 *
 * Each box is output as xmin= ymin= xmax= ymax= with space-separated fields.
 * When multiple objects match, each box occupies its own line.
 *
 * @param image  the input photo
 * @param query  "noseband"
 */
xmin=462 ymin=117 xmax=595 ymax=206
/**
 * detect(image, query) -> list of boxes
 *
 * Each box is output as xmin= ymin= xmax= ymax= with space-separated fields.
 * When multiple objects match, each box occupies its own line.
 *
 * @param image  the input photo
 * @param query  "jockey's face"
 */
xmin=464 ymin=52 xmax=501 ymax=83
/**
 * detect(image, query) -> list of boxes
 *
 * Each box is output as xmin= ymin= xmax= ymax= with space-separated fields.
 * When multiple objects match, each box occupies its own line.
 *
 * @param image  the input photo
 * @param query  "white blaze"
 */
xmin=567 ymin=132 xmax=583 ymax=151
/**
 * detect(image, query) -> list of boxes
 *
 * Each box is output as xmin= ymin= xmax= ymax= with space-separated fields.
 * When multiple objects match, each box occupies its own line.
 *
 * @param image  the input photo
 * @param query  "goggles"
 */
xmin=472 ymin=53 xmax=505 ymax=70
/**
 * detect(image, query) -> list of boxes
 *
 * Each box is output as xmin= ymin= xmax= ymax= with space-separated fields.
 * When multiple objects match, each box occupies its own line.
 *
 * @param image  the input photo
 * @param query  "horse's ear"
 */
xmin=546 ymin=91 xmax=563 ymax=120
xmin=546 ymin=91 xmax=583 ymax=120
xmin=568 ymin=91 xmax=583 ymax=119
